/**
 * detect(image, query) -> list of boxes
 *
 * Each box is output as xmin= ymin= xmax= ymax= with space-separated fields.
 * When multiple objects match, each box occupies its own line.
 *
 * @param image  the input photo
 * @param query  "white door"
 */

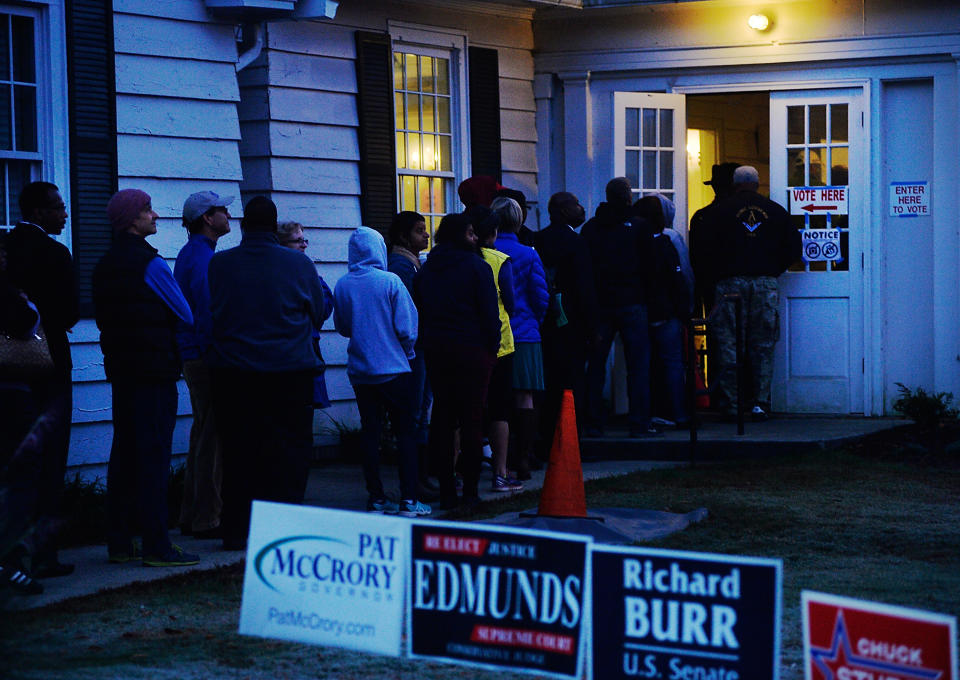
xmin=613 ymin=92 xmax=687 ymax=224
xmin=770 ymin=89 xmax=865 ymax=413
xmin=610 ymin=93 xmax=686 ymax=413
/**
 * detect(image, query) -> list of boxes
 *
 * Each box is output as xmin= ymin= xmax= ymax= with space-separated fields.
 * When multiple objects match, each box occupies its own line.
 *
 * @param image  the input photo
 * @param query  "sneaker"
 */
xmin=142 ymin=545 xmax=200 ymax=568
xmin=492 ymin=475 xmax=524 ymax=492
xmin=651 ymin=416 xmax=676 ymax=428
xmin=108 ymin=539 xmax=143 ymax=564
xmin=0 ymin=565 xmax=43 ymax=595
xmin=367 ymin=497 xmax=400 ymax=514
xmin=398 ymin=499 xmax=432 ymax=517
xmin=751 ymin=405 xmax=769 ymax=422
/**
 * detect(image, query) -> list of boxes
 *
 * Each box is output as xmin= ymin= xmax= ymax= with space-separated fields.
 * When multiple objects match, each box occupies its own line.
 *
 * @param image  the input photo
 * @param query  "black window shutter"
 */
xmin=355 ymin=31 xmax=397 ymax=234
xmin=67 ymin=0 xmax=118 ymax=317
xmin=468 ymin=46 xmax=501 ymax=181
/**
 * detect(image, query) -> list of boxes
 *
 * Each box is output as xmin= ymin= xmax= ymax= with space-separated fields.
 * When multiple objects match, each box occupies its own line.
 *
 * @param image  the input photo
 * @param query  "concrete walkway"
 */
xmin=5 ymin=414 xmax=905 ymax=611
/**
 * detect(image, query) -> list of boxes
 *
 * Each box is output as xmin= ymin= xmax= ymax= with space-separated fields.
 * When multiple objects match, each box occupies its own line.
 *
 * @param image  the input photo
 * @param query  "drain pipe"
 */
xmin=235 ymin=23 xmax=264 ymax=72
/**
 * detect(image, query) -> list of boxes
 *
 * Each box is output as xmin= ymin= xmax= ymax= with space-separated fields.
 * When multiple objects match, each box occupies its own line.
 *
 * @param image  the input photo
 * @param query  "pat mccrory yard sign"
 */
xmin=591 ymin=545 xmax=782 ymax=680
xmin=408 ymin=521 xmax=591 ymax=678
xmin=238 ymin=502 xmax=407 ymax=656
xmin=803 ymin=591 xmax=957 ymax=680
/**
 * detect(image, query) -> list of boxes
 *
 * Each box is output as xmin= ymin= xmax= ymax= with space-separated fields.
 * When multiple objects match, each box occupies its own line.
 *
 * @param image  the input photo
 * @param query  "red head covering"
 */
xmin=106 ymin=189 xmax=151 ymax=234
xmin=457 ymin=175 xmax=502 ymax=209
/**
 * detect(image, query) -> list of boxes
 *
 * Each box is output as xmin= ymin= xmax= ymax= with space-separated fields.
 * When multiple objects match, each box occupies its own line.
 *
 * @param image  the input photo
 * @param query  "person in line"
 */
xmin=580 ymin=177 xmax=658 ymax=438
xmin=468 ymin=206 xmax=522 ymax=492
xmin=689 ymin=162 xmax=739 ymax=314
xmin=495 ymin=186 xmax=536 ymax=247
xmin=207 ymin=197 xmax=328 ymax=551
xmin=93 ymin=189 xmax=199 ymax=567
xmin=334 ymin=227 xmax=429 ymax=517
xmin=174 ymin=191 xmax=233 ymax=541
xmin=491 ymin=196 xmax=549 ymax=479
xmin=633 ymin=194 xmax=690 ymax=429
xmin=277 ymin=221 xmax=334 ymax=411
xmin=702 ymin=165 xmax=801 ymax=420
xmin=3 ymin=181 xmax=79 ymax=578
xmin=533 ymin=191 xmax=597 ymax=456
xmin=386 ymin=211 xmax=437 ymax=501
xmin=414 ymin=213 xmax=499 ymax=510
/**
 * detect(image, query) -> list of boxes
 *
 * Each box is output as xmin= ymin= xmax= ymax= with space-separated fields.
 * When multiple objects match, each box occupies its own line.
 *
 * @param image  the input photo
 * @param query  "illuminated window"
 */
xmin=393 ymin=50 xmax=455 ymax=240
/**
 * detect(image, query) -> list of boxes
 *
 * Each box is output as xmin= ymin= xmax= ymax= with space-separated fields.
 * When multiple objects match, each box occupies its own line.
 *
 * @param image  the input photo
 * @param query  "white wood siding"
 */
xmin=68 ymin=2 xmax=244 ymax=470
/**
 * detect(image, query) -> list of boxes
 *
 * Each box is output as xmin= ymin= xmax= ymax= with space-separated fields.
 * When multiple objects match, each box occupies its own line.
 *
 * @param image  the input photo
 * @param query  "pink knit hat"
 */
xmin=106 ymin=189 xmax=151 ymax=233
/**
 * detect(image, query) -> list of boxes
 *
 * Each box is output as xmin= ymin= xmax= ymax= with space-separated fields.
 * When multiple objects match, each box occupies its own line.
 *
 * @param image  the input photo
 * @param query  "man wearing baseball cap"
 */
xmin=174 ymin=191 xmax=233 ymax=540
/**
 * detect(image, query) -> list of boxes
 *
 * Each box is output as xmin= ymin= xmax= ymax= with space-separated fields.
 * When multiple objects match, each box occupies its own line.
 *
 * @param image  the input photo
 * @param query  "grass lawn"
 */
xmin=2 ymin=434 xmax=958 ymax=679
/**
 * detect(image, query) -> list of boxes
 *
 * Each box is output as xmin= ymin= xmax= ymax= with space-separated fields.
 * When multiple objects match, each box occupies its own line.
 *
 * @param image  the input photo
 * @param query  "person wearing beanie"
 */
xmin=458 ymin=175 xmax=501 ymax=210
xmin=93 ymin=188 xmax=199 ymax=568
xmin=173 ymin=191 xmax=234 ymax=541
xmin=206 ymin=195 xmax=328 ymax=550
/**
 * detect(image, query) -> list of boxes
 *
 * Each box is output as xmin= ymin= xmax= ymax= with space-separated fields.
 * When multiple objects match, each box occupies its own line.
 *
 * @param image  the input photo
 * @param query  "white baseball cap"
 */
xmin=182 ymin=191 xmax=234 ymax=223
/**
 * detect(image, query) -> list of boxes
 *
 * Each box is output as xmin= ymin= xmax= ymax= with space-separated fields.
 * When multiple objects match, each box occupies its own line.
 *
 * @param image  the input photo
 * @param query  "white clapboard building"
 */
xmin=4 ymin=0 xmax=959 ymax=474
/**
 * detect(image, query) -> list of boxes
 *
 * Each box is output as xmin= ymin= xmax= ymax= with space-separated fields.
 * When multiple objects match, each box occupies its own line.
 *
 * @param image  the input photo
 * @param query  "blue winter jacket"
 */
xmin=493 ymin=232 xmax=549 ymax=342
xmin=334 ymin=227 xmax=418 ymax=384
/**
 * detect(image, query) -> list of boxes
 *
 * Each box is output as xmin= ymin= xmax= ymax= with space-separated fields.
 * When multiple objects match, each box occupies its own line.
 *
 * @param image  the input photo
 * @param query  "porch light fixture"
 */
xmin=748 ymin=13 xmax=770 ymax=31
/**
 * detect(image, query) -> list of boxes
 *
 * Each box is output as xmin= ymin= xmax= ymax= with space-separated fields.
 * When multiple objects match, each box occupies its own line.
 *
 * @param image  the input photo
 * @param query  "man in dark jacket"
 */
xmin=580 ymin=177 xmax=658 ymax=437
xmin=94 ymin=188 xmax=198 ymax=568
xmin=705 ymin=166 xmax=801 ymax=420
xmin=534 ymin=192 xmax=596 ymax=454
xmin=689 ymin=162 xmax=738 ymax=313
xmin=207 ymin=196 xmax=328 ymax=550
xmin=4 ymin=181 xmax=78 ymax=578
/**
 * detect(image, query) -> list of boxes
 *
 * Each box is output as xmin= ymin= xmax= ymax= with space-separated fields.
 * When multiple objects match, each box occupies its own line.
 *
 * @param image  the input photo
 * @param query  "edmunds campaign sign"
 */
xmin=408 ymin=521 xmax=590 ymax=678
xmin=239 ymin=502 xmax=407 ymax=656
xmin=591 ymin=546 xmax=782 ymax=680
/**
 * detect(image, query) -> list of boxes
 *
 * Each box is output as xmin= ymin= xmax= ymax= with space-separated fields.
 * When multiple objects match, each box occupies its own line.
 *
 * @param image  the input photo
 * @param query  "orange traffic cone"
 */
xmin=537 ymin=389 xmax=587 ymax=518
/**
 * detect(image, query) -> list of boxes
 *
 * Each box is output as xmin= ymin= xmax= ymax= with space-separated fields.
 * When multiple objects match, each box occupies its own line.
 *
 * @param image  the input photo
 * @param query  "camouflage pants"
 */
xmin=711 ymin=276 xmax=779 ymax=413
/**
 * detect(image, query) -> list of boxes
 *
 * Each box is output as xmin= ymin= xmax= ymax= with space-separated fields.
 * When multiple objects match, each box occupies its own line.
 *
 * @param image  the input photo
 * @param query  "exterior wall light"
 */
xmin=748 ymin=13 xmax=770 ymax=31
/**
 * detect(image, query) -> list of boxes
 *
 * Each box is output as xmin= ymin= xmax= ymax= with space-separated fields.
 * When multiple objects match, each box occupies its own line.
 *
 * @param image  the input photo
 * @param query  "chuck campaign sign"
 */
xmin=239 ymin=502 xmax=407 ymax=656
xmin=591 ymin=546 xmax=782 ymax=680
xmin=803 ymin=591 xmax=957 ymax=680
xmin=408 ymin=521 xmax=591 ymax=678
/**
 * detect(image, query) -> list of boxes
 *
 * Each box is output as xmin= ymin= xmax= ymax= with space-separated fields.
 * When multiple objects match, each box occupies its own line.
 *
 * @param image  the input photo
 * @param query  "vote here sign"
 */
xmin=803 ymin=591 xmax=957 ymax=680
xmin=889 ymin=181 xmax=930 ymax=216
xmin=790 ymin=186 xmax=849 ymax=215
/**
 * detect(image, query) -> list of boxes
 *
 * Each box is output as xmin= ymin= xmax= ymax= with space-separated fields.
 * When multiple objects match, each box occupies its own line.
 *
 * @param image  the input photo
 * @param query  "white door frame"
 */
xmin=672 ymin=79 xmax=872 ymax=415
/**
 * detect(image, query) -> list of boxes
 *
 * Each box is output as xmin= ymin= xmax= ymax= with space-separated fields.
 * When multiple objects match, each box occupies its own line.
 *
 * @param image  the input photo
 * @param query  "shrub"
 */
xmin=892 ymin=382 xmax=959 ymax=430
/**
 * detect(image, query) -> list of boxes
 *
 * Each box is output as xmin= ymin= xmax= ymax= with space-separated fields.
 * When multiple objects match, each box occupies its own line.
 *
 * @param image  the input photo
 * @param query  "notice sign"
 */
xmin=591 ymin=545 xmax=782 ymax=680
xmin=803 ymin=591 xmax=957 ymax=680
xmin=802 ymin=229 xmax=841 ymax=262
xmin=791 ymin=186 xmax=849 ymax=215
xmin=239 ymin=502 xmax=407 ymax=656
xmin=409 ymin=521 xmax=590 ymax=678
xmin=890 ymin=181 xmax=930 ymax=217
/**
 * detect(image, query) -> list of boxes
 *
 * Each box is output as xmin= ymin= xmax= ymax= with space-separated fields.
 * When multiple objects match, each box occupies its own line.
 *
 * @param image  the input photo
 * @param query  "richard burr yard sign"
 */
xmin=590 ymin=545 xmax=782 ymax=680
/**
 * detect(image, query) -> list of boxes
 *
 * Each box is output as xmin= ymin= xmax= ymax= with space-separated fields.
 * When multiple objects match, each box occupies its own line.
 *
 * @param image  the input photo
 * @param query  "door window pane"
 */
xmin=830 ymin=104 xmax=848 ymax=143
xmin=401 ymin=175 xmax=416 ymax=211
xmin=659 ymin=150 xmax=673 ymax=190
xmin=625 ymin=108 xmax=638 ymax=147
xmin=642 ymin=150 xmax=656 ymax=188
xmin=787 ymin=106 xmax=805 ymax=145
xmin=436 ymin=59 xmax=449 ymax=95
xmin=394 ymin=93 xmax=403 ymax=129
xmin=406 ymin=132 xmax=421 ymax=169
xmin=393 ymin=53 xmax=403 ymax=90
xmin=404 ymin=53 xmax=418 ymax=91
xmin=642 ymin=109 xmax=656 ymax=147
xmin=11 ymin=15 xmax=34 ymax=83
xmin=788 ymin=149 xmax=806 ymax=186
xmin=625 ymin=150 xmax=639 ymax=189
xmin=0 ymin=86 xmax=10 ymax=150
xmin=422 ymin=56 xmax=434 ymax=94
xmin=406 ymin=93 xmax=419 ymax=130
xmin=659 ymin=109 xmax=673 ymax=147
xmin=809 ymin=105 xmax=827 ymax=145
xmin=438 ymin=136 xmax=451 ymax=172
xmin=15 ymin=85 xmax=36 ymax=151
xmin=830 ymin=147 xmax=849 ymax=185
xmin=422 ymin=95 xmax=435 ymax=133
xmin=809 ymin=148 xmax=826 ymax=186
xmin=422 ymin=134 xmax=435 ymax=171
xmin=395 ymin=132 xmax=405 ymax=167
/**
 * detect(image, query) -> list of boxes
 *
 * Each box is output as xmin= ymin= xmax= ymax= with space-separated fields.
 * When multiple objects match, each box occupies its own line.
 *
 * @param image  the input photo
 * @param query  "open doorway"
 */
xmin=685 ymin=92 xmax=770 ymax=223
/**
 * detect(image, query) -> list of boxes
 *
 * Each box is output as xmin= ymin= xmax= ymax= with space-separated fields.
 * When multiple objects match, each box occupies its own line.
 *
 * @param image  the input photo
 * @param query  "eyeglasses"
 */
xmin=282 ymin=237 xmax=308 ymax=246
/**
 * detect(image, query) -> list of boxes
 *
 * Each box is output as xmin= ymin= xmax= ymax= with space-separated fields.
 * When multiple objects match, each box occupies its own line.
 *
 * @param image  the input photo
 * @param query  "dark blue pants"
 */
xmin=107 ymin=381 xmax=178 ymax=558
xmin=650 ymin=317 xmax=687 ymax=423
xmin=587 ymin=303 xmax=651 ymax=431
xmin=353 ymin=374 xmax=418 ymax=501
